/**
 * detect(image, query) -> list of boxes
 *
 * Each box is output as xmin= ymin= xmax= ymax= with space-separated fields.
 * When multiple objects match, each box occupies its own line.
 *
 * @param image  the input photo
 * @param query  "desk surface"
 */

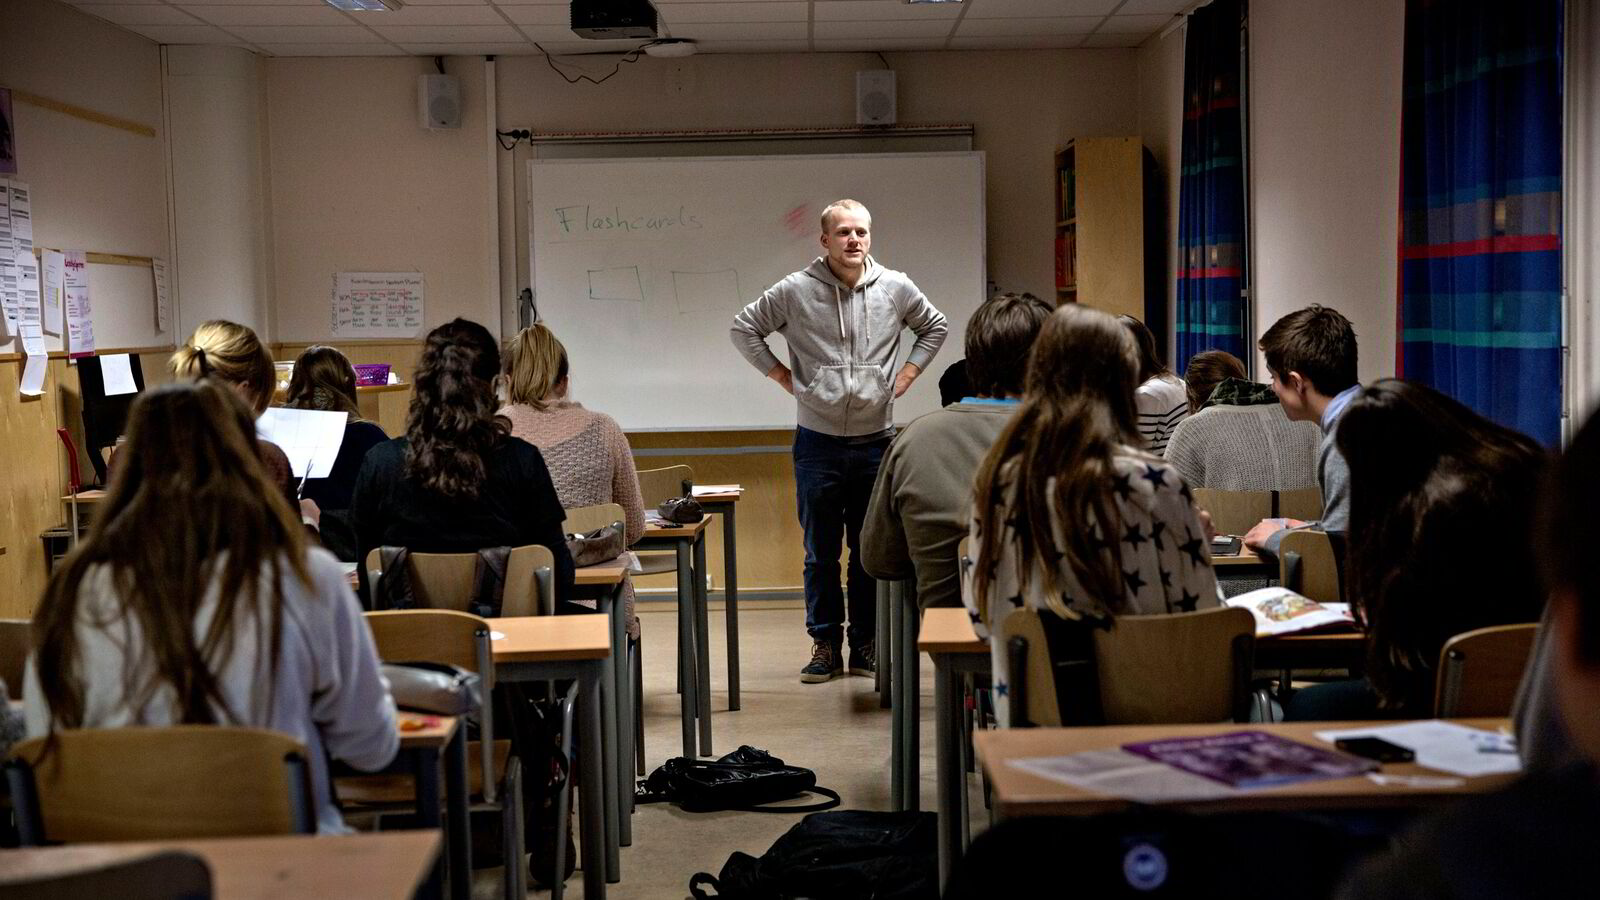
xmin=396 ymin=712 xmax=458 ymax=749
xmin=691 ymin=488 xmax=743 ymax=503
xmin=640 ymin=516 xmax=710 ymax=538
xmin=1212 ymin=548 xmax=1268 ymax=568
xmin=919 ymin=607 xmax=986 ymax=655
xmin=574 ymin=562 xmax=627 ymax=586
xmin=0 ymin=830 xmax=440 ymax=899
xmin=491 ymin=613 xmax=610 ymax=663
xmin=977 ymin=718 xmax=1515 ymax=817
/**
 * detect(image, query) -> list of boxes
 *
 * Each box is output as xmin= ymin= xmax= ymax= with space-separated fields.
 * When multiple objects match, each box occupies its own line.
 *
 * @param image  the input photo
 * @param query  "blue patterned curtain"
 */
xmin=1174 ymin=0 xmax=1248 ymax=368
xmin=1398 ymin=0 xmax=1563 ymax=445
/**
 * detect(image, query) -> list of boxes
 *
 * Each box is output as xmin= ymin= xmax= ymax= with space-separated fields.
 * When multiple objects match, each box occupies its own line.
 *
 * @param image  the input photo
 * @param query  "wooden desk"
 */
xmin=1212 ymin=547 xmax=1269 ymax=569
xmin=635 ymin=516 xmax=715 ymax=759
xmin=976 ymin=718 xmax=1517 ymax=820
xmin=571 ymin=560 xmax=635 ymax=859
xmin=692 ymin=487 xmax=744 ymax=710
xmin=1255 ymin=630 xmax=1365 ymax=671
xmin=0 ymin=831 xmax=441 ymax=899
xmin=490 ymin=614 xmax=611 ymax=900
xmin=918 ymin=607 xmax=991 ymax=887
xmin=362 ymin=713 xmax=468 ymax=900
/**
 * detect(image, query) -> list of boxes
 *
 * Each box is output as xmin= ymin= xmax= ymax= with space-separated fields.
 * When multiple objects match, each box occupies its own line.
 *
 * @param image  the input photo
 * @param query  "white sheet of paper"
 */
xmin=256 ymin=407 xmax=349 ymax=479
xmin=1008 ymin=750 xmax=1237 ymax=804
xmin=152 ymin=258 xmax=170 ymax=332
xmin=0 ymin=264 xmax=17 ymax=333
xmin=691 ymin=484 xmax=743 ymax=497
xmin=100 ymin=353 xmax=138 ymax=396
xmin=41 ymin=249 xmax=64 ymax=335
xmin=1314 ymin=720 xmax=1522 ymax=778
xmin=62 ymin=250 xmax=95 ymax=356
xmin=20 ymin=352 xmax=46 ymax=396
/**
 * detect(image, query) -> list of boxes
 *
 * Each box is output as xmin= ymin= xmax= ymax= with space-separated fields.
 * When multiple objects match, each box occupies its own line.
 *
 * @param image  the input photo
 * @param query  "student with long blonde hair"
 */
xmin=963 ymin=305 xmax=1219 ymax=725
xmin=24 ymin=381 xmax=398 ymax=833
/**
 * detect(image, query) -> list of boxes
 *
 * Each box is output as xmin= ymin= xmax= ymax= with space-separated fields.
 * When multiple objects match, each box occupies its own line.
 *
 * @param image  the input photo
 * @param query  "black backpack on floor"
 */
xmin=689 ymin=810 xmax=938 ymax=900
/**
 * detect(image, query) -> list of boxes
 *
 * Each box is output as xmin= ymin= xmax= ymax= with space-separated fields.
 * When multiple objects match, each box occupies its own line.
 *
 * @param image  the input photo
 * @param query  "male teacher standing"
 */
xmin=731 ymin=199 xmax=948 ymax=683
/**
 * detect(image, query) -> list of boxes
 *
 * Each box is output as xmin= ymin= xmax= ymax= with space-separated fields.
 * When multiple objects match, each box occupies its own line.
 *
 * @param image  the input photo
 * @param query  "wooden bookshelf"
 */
xmin=1054 ymin=137 xmax=1151 ymax=320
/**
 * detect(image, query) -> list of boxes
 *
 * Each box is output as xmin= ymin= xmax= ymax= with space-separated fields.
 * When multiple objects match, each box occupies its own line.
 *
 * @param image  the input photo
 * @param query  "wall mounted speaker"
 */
xmin=418 ymin=74 xmax=461 ymax=130
xmin=856 ymin=70 xmax=896 ymax=126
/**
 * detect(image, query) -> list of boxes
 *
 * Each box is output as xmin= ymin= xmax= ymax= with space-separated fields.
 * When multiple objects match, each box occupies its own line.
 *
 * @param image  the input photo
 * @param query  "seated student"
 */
xmin=170 ymin=320 xmax=302 ymax=514
xmin=350 ymin=318 xmax=574 ymax=606
xmin=964 ymin=305 xmax=1220 ymax=725
xmin=282 ymin=346 xmax=389 ymax=560
xmin=1241 ymin=306 xmax=1360 ymax=559
xmin=498 ymin=323 xmax=645 ymax=635
xmin=23 ymin=381 xmax=397 ymax=834
xmin=863 ymin=292 xmax=1052 ymax=610
xmin=1164 ymin=349 xmax=1323 ymax=492
xmin=1337 ymin=407 xmax=1597 ymax=899
xmin=1283 ymin=379 xmax=1547 ymax=721
xmin=1119 ymin=315 xmax=1188 ymax=455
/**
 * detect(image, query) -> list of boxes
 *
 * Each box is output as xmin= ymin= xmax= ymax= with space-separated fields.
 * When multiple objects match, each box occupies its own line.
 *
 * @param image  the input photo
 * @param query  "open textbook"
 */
xmin=1224 ymin=587 xmax=1357 ymax=637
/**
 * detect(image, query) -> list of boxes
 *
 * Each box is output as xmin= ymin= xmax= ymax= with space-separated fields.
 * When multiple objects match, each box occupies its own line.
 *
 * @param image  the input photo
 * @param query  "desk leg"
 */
xmin=720 ymin=504 xmax=741 ymax=711
xmin=610 ymin=582 xmax=633 ymax=849
xmin=444 ymin=727 xmax=471 ymax=900
xmin=676 ymin=540 xmax=698 ymax=758
xmin=693 ymin=532 xmax=714 ymax=757
xmin=412 ymin=745 xmax=446 ymax=900
xmin=598 ymin=595 xmax=621 ymax=882
xmin=901 ymin=582 xmax=921 ymax=812
xmin=578 ymin=665 xmax=608 ymax=900
xmin=934 ymin=656 xmax=963 ymax=892
xmin=888 ymin=581 xmax=904 ymax=811
xmin=876 ymin=581 xmax=890 ymax=704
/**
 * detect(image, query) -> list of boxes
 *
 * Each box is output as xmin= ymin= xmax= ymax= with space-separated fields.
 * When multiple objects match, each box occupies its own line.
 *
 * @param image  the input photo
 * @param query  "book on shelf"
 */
xmin=1224 ymin=587 xmax=1358 ymax=637
xmin=1055 ymin=235 xmax=1067 ymax=288
xmin=1122 ymin=730 xmax=1379 ymax=790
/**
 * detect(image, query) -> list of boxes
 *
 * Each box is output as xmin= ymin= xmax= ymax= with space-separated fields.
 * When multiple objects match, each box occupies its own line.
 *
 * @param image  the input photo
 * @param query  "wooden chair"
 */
xmin=1190 ymin=489 xmax=1272 ymax=537
xmin=0 ymin=850 xmax=212 ymax=900
xmin=564 ymin=502 xmax=627 ymax=538
xmin=363 ymin=544 xmax=554 ymax=616
xmin=0 ymin=617 xmax=31 ymax=700
xmin=340 ymin=609 xmax=531 ymax=900
xmin=1277 ymin=529 xmax=1341 ymax=604
xmin=1002 ymin=606 xmax=1256 ymax=726
xmin=633 ymin=464 xmax=694 ymax=577
xmin=1434 ymin=622 xmax=1541 ymax=717
xmin=6 ymin=727 xmax=316 ymax=843
xmin=1275 ymin=487 xmax=1324 ymax=522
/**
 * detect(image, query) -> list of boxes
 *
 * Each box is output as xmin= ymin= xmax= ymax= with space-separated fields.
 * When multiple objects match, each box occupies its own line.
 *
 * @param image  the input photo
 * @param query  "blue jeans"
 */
xmin=794 ymin=426 xmax=888 ymax=647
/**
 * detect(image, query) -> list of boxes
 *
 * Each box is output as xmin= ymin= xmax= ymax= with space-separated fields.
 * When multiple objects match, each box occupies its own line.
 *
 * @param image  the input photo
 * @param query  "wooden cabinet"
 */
xmin=1054 ymin=137 xmax=1154 ymax=321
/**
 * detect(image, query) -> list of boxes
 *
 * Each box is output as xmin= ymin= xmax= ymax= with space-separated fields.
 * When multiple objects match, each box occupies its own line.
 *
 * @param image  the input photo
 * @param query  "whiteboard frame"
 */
xmin=526 ymin=150 xmax=987 ymax=432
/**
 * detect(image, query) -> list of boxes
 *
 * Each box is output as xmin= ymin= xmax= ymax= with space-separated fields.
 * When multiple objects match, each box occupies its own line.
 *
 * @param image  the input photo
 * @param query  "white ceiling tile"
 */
xmin=1099 ymin=13 xmax=1178 ymax=33
xmin=123 ymin=24 xmax=242 ymax=42
xmin=520 ymin=25 xmax=586 ymax=40
xmin=948 ymin=34 xmax=1086 ymax=50
xmin=385 ymin=0 xmax=490 ymax=5
xmin=178 ymin=5 xmax=348 ymax=27
xmin=666 ymin=22 xmax=810 ymax=40
xmin=497 ymin=5 xmax=570 ymax=27
xmin=347 ymin=4 xmax=506 ymax=24
xmin=691 ymin=39 xmax=813 ymax=53
xmin=1116 ymin=0 xmax=1194 ymax=14
xmin=814 ymin=19 xmax=954 ymax=39
xmin=399 ymin=42 xmax=539 ymax=54
xmin=651 ymin=0 xmax=803 ymax=4
xmin=173 ymin=0 xmax=340 ymax=6
xmin=369 ymin=24 xmax=523 ymax=41
xmin=813 ymin=37 xmax=950 ymax=52
xmin=964 ymin=0 xmax=1119 ymax=18
xmin=70 ymin=0 xmax=168 ymax=5
xmin=77 ymin=5 xmax=203 ymax=26
xmin=955 ymin=16 xmax=1100 ymax=36
xmin=534 ymin=40 xmax=643 ymax=55
xmin=228 ymin=25 xmax=385 ymax=42
xmin=656 ymin=2 xmax=808 ymax=24
xmin=258 ymin=43 xmax=407 ymax=56
xmin=1080 ymin=31 xmax=1145 ymax=48
xmin=812 ymin=1 xmax=962 ymax=22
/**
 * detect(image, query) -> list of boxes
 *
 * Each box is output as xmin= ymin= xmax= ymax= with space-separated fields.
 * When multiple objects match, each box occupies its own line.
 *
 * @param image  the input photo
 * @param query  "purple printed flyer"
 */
xmin=1123 ymin=731 xmax=1378 ymax=790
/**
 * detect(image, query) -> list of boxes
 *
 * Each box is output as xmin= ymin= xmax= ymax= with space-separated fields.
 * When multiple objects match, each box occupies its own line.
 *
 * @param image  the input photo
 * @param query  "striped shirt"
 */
xmin=1135 ymin=375 xmax=1188 ymax=455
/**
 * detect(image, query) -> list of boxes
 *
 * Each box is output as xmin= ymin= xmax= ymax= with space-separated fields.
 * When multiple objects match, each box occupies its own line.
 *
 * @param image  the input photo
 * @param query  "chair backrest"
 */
xmin=1277 ymin=530 xmax=1340 ymax=604
xmin=1002 ymin=606 xmax=1255 ymax=726
xmin=6 ymin=727 xmax=315 ymax=843
xmin=1276 ymin=487 xmax=1324 ymax=522
xmin=364 ymin=544 xmax=554 ymax=617
xmin=565 ymin=502 xmax=625 ymax=535
xmin=1 ymin=618 xmax=31 ymax=700
xmin=1191 ymin=489 xmax=1272 ymax=536
xmin=1434 ymin=622 xmax=1541 ymax=717
xmin=636 ymin=465 xmax=694 ymax=507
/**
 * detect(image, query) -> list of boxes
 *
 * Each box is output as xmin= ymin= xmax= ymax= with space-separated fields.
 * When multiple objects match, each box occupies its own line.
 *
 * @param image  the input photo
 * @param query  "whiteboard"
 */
xmin=528 ymin=152 xmax=986 ymax=431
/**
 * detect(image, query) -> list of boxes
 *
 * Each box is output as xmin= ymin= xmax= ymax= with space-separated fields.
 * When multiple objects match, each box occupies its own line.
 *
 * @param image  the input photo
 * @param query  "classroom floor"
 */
xmin=472 ymin=602 xmax=979 ymax=899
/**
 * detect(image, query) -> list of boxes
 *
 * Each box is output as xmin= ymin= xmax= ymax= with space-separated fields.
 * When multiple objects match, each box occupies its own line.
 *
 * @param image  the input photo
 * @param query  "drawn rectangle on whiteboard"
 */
xmin=587 ymin=266 xmax=643 ymax=302
xmin=671 ymin=269 xmax=740 ymax=315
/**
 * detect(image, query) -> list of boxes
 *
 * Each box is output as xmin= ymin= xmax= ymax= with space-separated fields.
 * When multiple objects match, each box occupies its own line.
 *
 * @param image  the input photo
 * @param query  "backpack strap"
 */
xmin=727 ymin=785 xmax=841 ymax=814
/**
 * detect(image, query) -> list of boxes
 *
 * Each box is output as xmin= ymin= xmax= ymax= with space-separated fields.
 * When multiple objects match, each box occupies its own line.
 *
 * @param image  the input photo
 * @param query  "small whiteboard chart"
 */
xmin=331 ymin=272 xmax=424 ymax=339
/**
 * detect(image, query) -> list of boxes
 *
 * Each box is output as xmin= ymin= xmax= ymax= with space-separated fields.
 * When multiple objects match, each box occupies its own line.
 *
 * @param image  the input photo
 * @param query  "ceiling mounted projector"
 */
xmin=571 ymin=0 xmax=659 ymax=40
xmin=644 ymin=38 xmax=697 ymax=58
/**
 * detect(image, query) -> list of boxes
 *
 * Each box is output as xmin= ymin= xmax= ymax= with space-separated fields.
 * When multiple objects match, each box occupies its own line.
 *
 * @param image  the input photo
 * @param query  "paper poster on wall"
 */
xmin=0 ymin=89 xmax=16 ymax=175
xmin=331 ymin=271 xmax=424 ymax=339
xmin=152 ymin=257 xmax=170 ymax=332
xmin=0 ymin=180 xmax=14 ymax=330
xmin=63 ymin=250 xmax=96 ymax=357
xmin=17 ymin=261 xmax=46 ymax=397
xmin=41 ymin=249 xmax=63 ymax=335
xmin=8 ymin=180 xmax=36 ymax=330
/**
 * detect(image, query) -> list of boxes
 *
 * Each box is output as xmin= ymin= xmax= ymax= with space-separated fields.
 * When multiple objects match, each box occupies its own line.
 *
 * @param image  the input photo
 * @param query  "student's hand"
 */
xmin=300 ymin=498 xmax=322 ymax=530
xmin=1242 ymin=518 xmax=1304 ymax=551
xmin=893 ymin=363 xmax=922 ymax=398
xmin=767 ymin=363 xmax=794 ymax=395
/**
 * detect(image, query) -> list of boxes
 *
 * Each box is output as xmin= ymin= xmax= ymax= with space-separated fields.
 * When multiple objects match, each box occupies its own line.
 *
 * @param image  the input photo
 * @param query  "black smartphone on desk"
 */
xmin=1335 ymin=737 xmax=1415 ymax=763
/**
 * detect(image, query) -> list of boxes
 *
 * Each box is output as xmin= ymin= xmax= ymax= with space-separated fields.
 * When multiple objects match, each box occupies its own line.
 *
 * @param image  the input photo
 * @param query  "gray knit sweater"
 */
xmin=1164 ymin=404 xmax=1322 ymax=492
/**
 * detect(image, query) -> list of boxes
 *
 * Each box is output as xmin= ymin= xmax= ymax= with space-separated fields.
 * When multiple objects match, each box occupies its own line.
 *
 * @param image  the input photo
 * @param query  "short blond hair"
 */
xmin=820 ymin=199 xmax=870 ymax=233
xmin=170 ymin=320 xmax=276 ymax=415
xmin=502 ymin=323 xmax=569 ymax=410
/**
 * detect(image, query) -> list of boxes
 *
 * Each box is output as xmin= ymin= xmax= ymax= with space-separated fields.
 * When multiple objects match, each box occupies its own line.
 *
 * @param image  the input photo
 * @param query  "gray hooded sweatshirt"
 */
xmin=730 ymin=256 xmax=948 ymax=438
